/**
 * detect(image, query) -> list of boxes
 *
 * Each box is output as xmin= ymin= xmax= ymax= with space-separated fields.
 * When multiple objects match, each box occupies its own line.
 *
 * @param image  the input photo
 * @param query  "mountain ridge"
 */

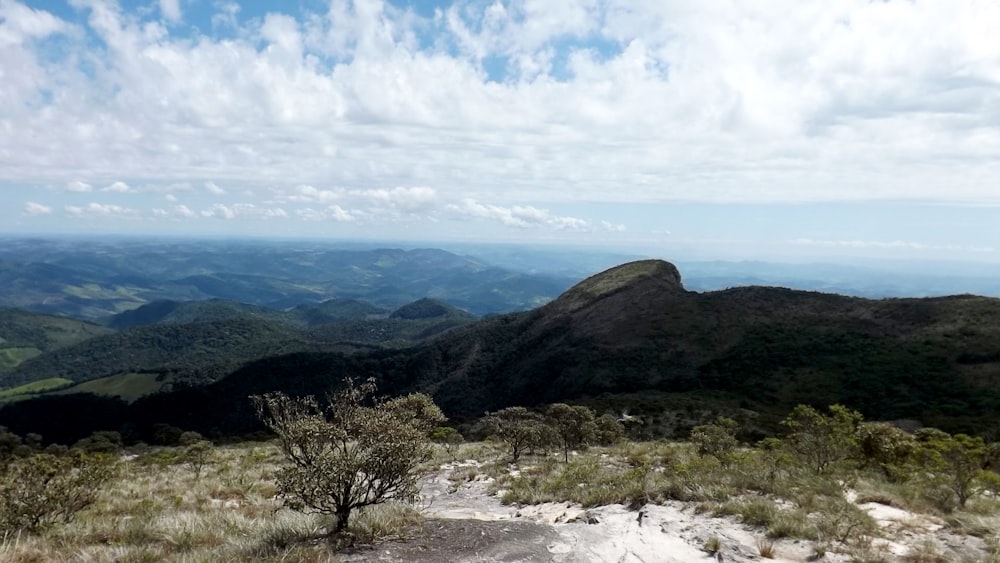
xmin=2 ymin=259 xmax=999 ymax=444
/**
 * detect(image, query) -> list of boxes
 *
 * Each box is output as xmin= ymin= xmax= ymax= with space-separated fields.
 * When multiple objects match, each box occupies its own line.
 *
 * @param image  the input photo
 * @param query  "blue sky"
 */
xmin=2 ymin=0 xmax=1000 ymax=263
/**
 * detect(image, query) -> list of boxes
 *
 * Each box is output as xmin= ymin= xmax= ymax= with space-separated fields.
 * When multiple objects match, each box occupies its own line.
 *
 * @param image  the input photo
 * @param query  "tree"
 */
xmin=781 ymin=404 xmax=862 ymax=474
xmin=856 ymin=422 xmax=916 ymax=482
xmin=484 ymin=407 xmax=555 ymax=463
xmin=253 ymin=379 xmax=445 ymax=533
xmin=72 ymin=431 xmax=123 ymax=454
xmin=594 ymin=414 xmax=626 ymax=446
xmin=690 ymin=417 xmax=739 ymax=464
xmin=546 ymin=404 xmax=598 ymax=462
xmin=914 ymin=429 xmax=990 ymax=510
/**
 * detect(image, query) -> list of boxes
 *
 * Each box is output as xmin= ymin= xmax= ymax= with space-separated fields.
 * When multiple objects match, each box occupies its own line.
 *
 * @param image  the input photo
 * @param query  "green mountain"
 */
xmin=2 ymin=297 xmax=477 ymax=391
xmin=3 ymin=259 xmax=1000 ymax=445
xmin=389 ymin=298 xmax=475 ymax=320
xmin=103 ymin=299 xmax=294 ymax=330
xmin=157 ymin=260 xmax=1000 ymax=437
xmin=1 ymin=318 xmax=312 ymax=389
xmin=0 ymin=308 xmax=113 ymax=373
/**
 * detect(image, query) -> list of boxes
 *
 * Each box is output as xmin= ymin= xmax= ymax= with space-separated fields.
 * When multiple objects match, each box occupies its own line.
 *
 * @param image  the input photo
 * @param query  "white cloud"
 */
xmin=1 ymin=0 xmax=999 ymax=236
xmin=159 ymin=0 xmax=181 ymax=23
xmin=65 ymin=181 xmax=92 ymax=192
xmin=65 ymin=203 xmax=139 ymax=218
xmin=601 ymin=220 xmax=626 ymax=232
xmin=295 ymin=205 xmax=356 ymax=222
xmin=103 ymin=181 xmax=130 ymax=193
xmin=22 ymin=201 xmax=52 ymax=215
xmin=152 ymin=204 xmax=196 ymax=219
xmin=200 ymin=203 xmax=288 ymax=220
xmin=204 ymin=181 xmax=226 ymax=195
xmin=164 ymin=193 xmax=178 ymax=202
xmin=447 ymin=199 xmax=589 ymax=230
xmin=0 ymin=1 xmax=68 ymax=46
xmin=357 ymin=186 xmax=438 ymax=213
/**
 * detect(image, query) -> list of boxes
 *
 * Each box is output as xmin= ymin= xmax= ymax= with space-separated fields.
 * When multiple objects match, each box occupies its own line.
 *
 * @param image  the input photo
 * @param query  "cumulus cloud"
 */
xmin=22 ymin=201 xmax=52 ymax=215
xmin=158 ymin=0 xmax=181 ymax=23
xmin=152 ymin=204 xmax=196 ymax=219
xmin=102 ymin=181 xmax=130 ymax=193
xmin=65 ymin=203 xmax=139 ymax=218
xmin=447 ymin=199 xmax=589 ymax=230
xmin=2 ymin=0 xmax=1000 ymax=248
xmin=201 ymin=203 xmax=288 ymax=220
xmin=65 ymin=181 xmax=92 ymax=193
xmin=0 ymin=1 xmax=68 ymax=46
xmin=204 ymin=182 xmax=226 ymax=195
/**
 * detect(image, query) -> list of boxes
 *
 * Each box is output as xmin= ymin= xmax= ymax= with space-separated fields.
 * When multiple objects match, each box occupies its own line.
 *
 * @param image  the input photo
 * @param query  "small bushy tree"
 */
xmin=914 ymin=429 xmax=990 ymax=510
xmin=72 ymin=431 xmax=123 ymax=454
xmin=484 ymin=407 xmax=555 ymax=463
xmin=781 ymin=404 xmax=862 ymax=474
xmin=690 ymin=417 xmax=739 ymax=465
xmin=546 ymin=404 xmax=598 ymax=462
xmin=0 ymin=452 xmax=118 ymax=533
xmin=253 ymin=379 xmax=445 ymax=533
xmin=184 ymin=441 xmax=214 ymax=479
xmin=856 ymin=422 xmax=916 ymax=482
xmin=594 ymin=414 xmax=626 ymax=446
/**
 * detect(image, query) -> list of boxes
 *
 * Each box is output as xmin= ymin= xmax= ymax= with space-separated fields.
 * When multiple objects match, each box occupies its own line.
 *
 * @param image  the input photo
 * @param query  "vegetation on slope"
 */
xmin=0 ymin=308 xmax=113 ymax=373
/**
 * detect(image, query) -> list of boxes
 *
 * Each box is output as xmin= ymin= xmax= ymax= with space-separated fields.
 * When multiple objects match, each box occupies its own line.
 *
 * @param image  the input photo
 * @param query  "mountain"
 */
xmin=1 ymin=318 xmax=313 ymax=389
xmin=2 ymin=297 xmax=478 ymax=391
xmin=0 ymin=238 xmax=576 ymax=318
xmin=389 ymin=298 xmax=475 ymax=320
xmin=3 ymin=259 xmax=1000 ymax=445
xmin=103 ymin=299 xmax=294 ymax=330
xmin=0 ymin=308 xmax=113 ymax=373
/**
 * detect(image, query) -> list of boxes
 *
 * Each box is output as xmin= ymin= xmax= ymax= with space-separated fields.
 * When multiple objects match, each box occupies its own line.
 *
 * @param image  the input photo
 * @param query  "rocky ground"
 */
xmin=341 ymin=461 xmax=995 ymax=563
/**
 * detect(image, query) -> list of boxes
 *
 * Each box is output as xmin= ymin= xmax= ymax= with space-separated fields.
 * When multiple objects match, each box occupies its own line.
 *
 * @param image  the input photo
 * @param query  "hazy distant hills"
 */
xmin=0 ymin=238 xmax=574 ymax=319
xmin=5 ymin=258 xmax=999 ymax=446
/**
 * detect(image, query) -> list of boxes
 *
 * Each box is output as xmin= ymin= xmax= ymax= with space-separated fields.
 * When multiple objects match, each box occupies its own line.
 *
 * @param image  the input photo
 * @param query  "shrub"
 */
xmin=856 ymin=422 xmax=916 ymax=482
xmin=253 ymin=379 xmax=445 ymax=533
xmin=690 ymin=417 xmax=739 ymax=464
xmin=913 ymin=429 xmax=991 ymax=510
xmin=781 ymin=404 xmax=863 ymax=475
xmin=72 ymin=430 xmax=123 ymax=454
xmin=183 ymin=440 xmax=214 ymax=479
xmin=0 ymin=451 xmax=118 ymax=533
xmin=594 ymin=414 xmax=626 ymax=446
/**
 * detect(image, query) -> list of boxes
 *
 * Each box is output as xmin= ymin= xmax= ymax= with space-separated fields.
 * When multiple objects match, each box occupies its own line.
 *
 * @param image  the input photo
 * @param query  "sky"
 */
xmin=2 ymin=0 xmax=999 ymax=263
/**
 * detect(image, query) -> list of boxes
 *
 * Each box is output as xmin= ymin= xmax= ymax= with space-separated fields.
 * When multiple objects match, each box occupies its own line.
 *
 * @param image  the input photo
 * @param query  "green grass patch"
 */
xmin=54 ymin=373 xmax=163 ymax=402
xmin=0 ymin=347 xmax=42 ymax=370
xmin=0 ymin=377 xmax=74 ymax=401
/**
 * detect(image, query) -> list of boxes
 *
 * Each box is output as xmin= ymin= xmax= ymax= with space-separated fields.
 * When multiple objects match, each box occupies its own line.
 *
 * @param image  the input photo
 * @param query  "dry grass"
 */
xmin=3 ymin=439 xmax=998 ymax=562
xmin=0 ymin=443 xmax=417 ymax=562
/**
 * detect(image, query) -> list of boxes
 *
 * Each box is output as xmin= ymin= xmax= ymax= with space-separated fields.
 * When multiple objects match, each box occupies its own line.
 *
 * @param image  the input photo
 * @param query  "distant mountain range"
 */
xmin=2 ymin=259 xmax=999 ymax=446
xmin=0 ymin=238 xmax=575 ymax=319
